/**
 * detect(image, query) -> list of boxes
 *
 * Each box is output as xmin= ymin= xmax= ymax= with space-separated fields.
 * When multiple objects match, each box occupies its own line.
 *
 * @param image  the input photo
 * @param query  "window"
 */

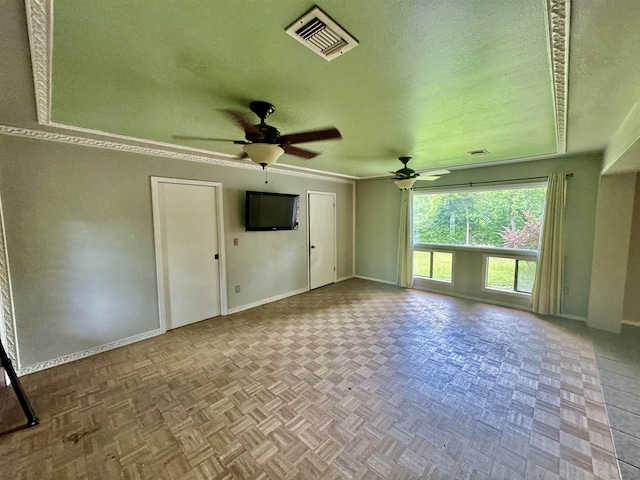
xmin=413 ymin=185 xmax=546 ymax=248
xmin=484 ymin=255 xmax=537 ymax=294
xmin=412 ymin=183 xmax=546 ymax=296
xmin=413 ymin=249 xmax=453 ymax=283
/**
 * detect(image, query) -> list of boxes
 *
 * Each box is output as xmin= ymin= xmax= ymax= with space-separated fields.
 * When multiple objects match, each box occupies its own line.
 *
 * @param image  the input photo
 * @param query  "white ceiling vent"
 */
xmin=285 ymin=6 xmax=358 ymax=61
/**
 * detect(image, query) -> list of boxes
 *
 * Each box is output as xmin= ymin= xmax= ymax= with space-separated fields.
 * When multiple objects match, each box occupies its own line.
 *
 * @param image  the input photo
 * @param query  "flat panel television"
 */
xmin=245 ymin=191 xmax=299 ymax=231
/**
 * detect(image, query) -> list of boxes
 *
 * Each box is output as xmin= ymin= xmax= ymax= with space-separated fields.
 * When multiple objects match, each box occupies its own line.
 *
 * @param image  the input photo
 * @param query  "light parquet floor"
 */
xmin=0 ymin=279 xmax=621 ymax=479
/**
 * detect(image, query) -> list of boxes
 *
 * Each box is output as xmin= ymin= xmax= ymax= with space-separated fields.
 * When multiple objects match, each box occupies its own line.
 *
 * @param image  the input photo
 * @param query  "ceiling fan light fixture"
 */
xmin=243 ymin=143 xmax=284 ymax=167
xmin=395 ymin=178 xmax=417 ymax=189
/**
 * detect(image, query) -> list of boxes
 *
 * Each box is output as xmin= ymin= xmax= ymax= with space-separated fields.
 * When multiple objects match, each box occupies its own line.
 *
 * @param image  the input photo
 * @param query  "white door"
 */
xmin=308 ymin=191 xmax=336 ymax=290
xmin=154 ymin=179 xmax=225 ymax=330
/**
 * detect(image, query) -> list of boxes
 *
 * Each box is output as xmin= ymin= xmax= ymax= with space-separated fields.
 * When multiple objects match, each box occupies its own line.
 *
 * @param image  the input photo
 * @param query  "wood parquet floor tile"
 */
xmin=0 ymin=279 xmax=621 ymax=479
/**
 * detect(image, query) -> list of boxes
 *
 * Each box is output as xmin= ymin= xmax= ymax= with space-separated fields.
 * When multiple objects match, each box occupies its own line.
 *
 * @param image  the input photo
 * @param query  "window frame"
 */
xmin=412 ymin=182 xmax=546 ymax=295
xmin=482 ymin=252 xmax=538 ymax=297
xmin=412 ymin=245 xmax=455 ymax=285
xmin=412 ymin=181 xmax=547 ymax=250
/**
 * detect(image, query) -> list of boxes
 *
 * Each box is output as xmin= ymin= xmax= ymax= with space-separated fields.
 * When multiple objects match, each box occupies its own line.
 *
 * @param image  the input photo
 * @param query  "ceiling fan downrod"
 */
xmin=250 ymin=101 xmax=275 ymax=124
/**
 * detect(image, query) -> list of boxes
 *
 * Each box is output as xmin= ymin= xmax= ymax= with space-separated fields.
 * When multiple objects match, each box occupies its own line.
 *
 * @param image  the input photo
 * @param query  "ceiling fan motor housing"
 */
xmin=394 ymin=157 xmax=419 ymax=178
xmin=246 ymin=124 xmax=281 ymax=144
xmin=249 ymin=101 xmax=275 ymax=121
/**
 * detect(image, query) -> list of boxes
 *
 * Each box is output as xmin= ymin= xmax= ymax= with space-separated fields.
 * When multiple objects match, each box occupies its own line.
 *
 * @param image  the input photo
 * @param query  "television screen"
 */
xmin=245 ymin=191 xmax=300 ymax=231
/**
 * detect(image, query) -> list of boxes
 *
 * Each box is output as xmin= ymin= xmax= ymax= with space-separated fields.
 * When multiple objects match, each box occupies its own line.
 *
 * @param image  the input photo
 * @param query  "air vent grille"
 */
xmin=286 ymin=7 xmax=358 ymax=61
xmin=468 ymin=149 xmax=490 ymax=156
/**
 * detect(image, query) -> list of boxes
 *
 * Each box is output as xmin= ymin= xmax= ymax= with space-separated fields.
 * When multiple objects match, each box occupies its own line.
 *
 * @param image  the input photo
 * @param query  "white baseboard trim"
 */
xmin=226 ymin=288 xmax=308 ymax=315
xmin=411 ymin=286 xmax=532 ymax=312
xmin=558 ymin=313 xmax=587 ymax=322
xmin=17 ymin=328 xmax=163 ymax=376
xmin=337 ymin=275 xmax=355 ymax=282
xmin=622 ymin=319 xmax=640 ymax=327
xmin=354 ymin=275 xmax=398 ymax=286
xmin=411 ymin=285 xmax=588 ymax=322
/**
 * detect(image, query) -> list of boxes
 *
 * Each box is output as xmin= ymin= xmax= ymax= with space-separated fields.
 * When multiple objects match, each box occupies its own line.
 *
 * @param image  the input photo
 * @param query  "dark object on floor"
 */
xmin=0 ymin=339 xmax=38 ymax=428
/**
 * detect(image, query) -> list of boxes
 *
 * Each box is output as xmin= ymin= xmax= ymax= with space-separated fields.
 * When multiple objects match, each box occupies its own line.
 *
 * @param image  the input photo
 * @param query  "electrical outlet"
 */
xmin=233 ymin=238 xmax=238 ymax=246
xmin=563 ymin=286 xmax=569 ymax=295
xmin=235 ymin=285 xmax=240 ymax=293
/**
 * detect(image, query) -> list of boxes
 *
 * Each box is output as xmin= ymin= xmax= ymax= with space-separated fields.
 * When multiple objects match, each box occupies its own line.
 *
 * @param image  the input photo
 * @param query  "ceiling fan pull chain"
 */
xmin=264 ymin=166 xmax=268 ymax=184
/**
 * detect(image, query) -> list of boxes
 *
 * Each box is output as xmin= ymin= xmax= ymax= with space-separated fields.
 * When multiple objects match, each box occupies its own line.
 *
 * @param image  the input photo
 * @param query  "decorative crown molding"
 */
xmin=548 ymin=0 xmax=570 ymax=154
xmin=0 ymin=196 xmax=19 ymax=367
xmin=0 ymin=125 xmax=354 ymax=183
xmin=25 ymin=0 xmax=52 ymax=124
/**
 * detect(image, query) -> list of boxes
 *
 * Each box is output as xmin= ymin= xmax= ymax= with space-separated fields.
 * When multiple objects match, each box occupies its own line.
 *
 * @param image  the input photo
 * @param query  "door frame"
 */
xmin=307 ymin=191 xmax=337 ymax=290
xmin=151 ymin=177 xmax=228 ymax=332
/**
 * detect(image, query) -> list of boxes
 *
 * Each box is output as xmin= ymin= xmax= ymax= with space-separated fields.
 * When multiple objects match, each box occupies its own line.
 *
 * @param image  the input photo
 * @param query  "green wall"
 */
xmin=0 ymin=134 xmax=353 ymax=368
xmin=356 ymin=153 xmax=603 ymax=318
xmin=355 ymin=180 xmax=401 ymax=284
xmin=588 ymin=173 xmax=637 ymax=332
xmin=623 ymin=176 xmax=640 ymax=323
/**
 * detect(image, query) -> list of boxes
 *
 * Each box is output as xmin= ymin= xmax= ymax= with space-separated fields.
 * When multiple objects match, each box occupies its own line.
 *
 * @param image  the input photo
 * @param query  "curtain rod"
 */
xmin=412 ymin=173 xmax=573 ymax=191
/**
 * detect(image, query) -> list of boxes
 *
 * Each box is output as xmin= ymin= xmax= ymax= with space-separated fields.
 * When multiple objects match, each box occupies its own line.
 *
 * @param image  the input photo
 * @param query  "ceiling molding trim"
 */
xmin=47 ymin=121 xmax=239 ymax=159
xmin=357 ymin=149 xmax=604 ymax=181
xmin=0 ymin=124 xmax=355 ymax=184
xmin=548 ymin=0 xmax=570 ymax=154
xmin=263 ymin=160 xmax=358 ymax=180
xmin=25 ymin=0 xmax=52 ymax=125
xmin=48 ymin=121 xmax=358 ymax=180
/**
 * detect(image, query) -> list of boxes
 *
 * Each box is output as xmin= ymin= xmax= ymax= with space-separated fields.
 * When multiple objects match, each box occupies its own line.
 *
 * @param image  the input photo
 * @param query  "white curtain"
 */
xmin=398 ymin=188 xmax=414 ymax=287
xmin=531 ymin=172 xmax=567 ymax=314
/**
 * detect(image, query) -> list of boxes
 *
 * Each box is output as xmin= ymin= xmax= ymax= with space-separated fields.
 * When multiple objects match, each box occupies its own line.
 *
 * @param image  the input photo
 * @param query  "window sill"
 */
xmin=414 ymin=243 xmax=537 ymax=259
xmin=482 ymin=287 xmax=531 ymax=298
xmin=414 ymin=276 xmax=453 ymax=286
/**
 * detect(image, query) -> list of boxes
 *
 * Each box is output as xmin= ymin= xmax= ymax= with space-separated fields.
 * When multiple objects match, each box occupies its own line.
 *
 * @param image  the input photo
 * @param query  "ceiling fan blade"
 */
xmin=418 ymin=168 xmax=450 ymax=176
xmin=172 ymin=134 xmax=247 ymax=144
xmin=283 ymin=144 xmax=320 ymax=159
xmin=222 ymin=110 xmax=260 ymax=136
xmin=281 ymin=127 xmax=341 ymax=145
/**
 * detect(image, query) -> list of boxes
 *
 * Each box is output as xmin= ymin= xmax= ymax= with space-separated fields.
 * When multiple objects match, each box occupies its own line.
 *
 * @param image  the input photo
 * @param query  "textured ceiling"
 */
xmin=567 ymin=1 xmax=640 ymax=155
xmin=49 ymin=0 xmax=560 ymax=178
xmin=0 ymin=1 xmax=629 ymax=177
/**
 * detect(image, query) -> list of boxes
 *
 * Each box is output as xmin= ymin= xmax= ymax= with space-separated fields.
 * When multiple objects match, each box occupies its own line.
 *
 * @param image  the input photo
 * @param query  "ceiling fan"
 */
xmin=173 ymin=101 xmax=342 ymax=169
xmin=391 ymin=157 xmax=450 ymax=189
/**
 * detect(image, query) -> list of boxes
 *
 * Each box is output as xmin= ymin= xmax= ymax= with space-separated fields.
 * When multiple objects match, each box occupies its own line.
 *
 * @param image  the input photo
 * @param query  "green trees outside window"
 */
xmin=413 ymin=186 xmax=546 ymax=248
